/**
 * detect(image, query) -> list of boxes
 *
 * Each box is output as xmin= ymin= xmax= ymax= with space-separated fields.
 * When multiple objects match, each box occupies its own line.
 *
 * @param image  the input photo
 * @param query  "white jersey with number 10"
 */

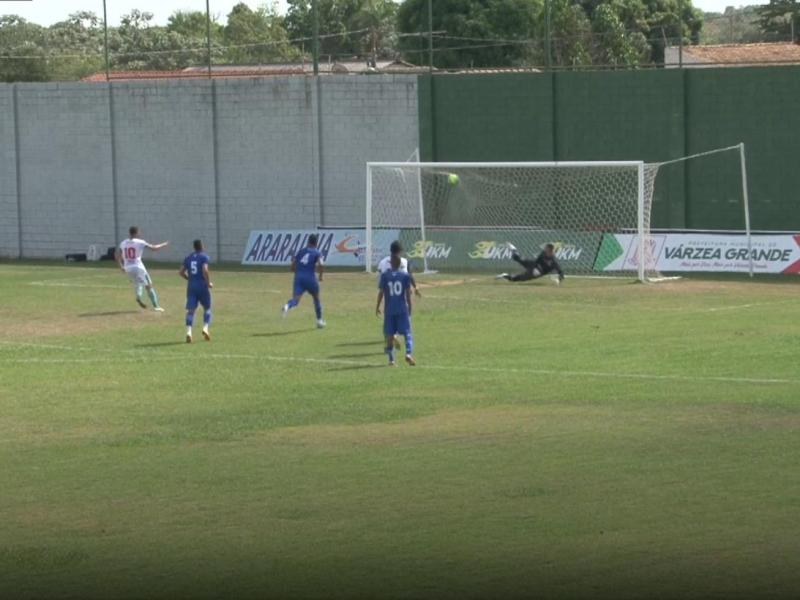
xmin=119 ymin=238 xmax=147 ymax=270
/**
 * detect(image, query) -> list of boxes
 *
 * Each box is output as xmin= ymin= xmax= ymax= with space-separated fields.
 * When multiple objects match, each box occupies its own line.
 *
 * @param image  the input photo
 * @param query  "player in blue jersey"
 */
xmin=376 ymin=254 xmax=415 ymax=367
xmin=179 ymin=239 xmax=213 ymax=343
xmin=282 ymin=233 xmax=326 ymax=328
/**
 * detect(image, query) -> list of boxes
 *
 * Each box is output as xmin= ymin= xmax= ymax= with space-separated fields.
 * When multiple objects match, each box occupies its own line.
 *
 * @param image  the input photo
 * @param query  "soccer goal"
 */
xmin=365 ymin=144 xmax=752 ymax=281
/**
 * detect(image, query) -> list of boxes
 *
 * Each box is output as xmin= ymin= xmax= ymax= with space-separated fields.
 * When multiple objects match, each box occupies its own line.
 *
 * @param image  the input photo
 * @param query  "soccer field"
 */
xmin=1 ymin=262 xmax=799 ymax=599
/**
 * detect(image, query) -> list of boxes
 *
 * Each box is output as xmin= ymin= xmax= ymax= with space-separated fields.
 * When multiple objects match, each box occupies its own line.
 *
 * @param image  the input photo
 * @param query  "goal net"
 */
xmin=366 ymin=160 xmax=662 ymax=281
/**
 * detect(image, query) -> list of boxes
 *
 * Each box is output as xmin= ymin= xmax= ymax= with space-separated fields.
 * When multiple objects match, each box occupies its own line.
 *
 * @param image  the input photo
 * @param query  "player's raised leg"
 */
xmin=144 ymin=275 xmax=164 ymax=312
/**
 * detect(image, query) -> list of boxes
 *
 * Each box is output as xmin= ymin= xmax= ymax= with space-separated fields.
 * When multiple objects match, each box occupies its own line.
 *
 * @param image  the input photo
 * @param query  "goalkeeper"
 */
xmin=496 ymin=243 xmax=564 ymax=283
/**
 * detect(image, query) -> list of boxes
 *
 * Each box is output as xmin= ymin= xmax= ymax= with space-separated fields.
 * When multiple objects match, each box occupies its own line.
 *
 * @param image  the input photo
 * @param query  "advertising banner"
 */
xmin=595 ymin=233 xmax=800 ymax=274
xmin=242 ymin=229 xmax=398 ymax=266
xmin=399 ymin=230 xmax=603 ymax=272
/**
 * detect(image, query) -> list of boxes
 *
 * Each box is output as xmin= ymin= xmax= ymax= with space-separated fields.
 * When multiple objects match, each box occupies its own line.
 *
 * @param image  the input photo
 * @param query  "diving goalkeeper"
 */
xmin=496 ymin=243 xmax=565 ymax=283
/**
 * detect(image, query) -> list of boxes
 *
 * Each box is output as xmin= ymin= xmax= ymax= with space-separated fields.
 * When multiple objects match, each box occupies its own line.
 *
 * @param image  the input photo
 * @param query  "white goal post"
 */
xmin=365 ymin=145 xmax=752 ymax=281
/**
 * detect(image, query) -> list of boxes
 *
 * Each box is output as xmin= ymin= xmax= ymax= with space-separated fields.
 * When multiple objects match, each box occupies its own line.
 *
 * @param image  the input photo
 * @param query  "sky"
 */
xmin=0 ymin=0 xmax=288 ymax=26
xmin=0 ymin=0 xmax=754 ymax=26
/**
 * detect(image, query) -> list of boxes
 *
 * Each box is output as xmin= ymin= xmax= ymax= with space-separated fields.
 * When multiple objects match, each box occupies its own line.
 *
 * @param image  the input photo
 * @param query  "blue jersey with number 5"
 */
xmin=295 ymin=247 xmax=322 ymax=279
xmin=380 ymin=270 xmax=411 ymax=316
xmin=184 ymin=252 xmax=210 ymax=288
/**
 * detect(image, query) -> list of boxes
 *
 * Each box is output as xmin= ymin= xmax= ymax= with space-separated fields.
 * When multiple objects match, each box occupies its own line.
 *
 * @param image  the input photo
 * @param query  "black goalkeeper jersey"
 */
xmin=533 ymin=251 xmax=564 ymax=276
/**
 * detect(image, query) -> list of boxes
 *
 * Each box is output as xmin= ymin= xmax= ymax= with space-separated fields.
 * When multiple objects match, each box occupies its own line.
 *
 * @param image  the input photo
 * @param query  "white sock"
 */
xmin=186 ymin=326 xmax=192 ymax=336
xmin=202 ymin=324 xmax=209 ymax=333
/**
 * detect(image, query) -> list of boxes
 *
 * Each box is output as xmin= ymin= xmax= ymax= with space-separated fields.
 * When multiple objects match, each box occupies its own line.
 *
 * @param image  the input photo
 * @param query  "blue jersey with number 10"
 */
xmin=295 ymin=246 xmax=322 ymax=279
xmin=380 ymin=270 xmax=411 ymax=316
xmin=184 ymin=252 xmax=210 ymax=288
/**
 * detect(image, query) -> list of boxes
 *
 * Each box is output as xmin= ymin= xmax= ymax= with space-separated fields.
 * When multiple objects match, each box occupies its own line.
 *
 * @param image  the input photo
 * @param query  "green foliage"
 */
xmin=0 ymin=15 xmax=49 ymax=82
xmin=223 ymin=2 xmax=300 ymax=64
xmin=756 ymin=0 xmax=799 ymax=41
xmin=397 ymin=0 xmax=541 ymax=68
xmin=286 ymin=0 xmax=398 ymax=59
xmin=701 ymin=7 xmax=765 ymax=44
xmin=396 ymin=0 xmax=703 ymax=69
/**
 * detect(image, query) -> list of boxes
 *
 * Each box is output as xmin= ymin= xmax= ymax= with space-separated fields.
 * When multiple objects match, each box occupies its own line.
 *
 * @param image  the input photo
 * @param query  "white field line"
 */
xmin=0 ymin=341 xmax=795 ymax=385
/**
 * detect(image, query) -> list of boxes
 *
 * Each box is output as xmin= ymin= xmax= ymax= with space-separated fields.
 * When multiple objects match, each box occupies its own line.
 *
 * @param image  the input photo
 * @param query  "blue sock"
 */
xmin=185 ymin=312 xmax=194 ymax=327
xmin=203 ymin=310 xmax=212 ymax=325
xmin=148 ymin=288 xmax=159 ymax=308
xmin=313 ymin=297 xmax=322 ymax=320
xmin=286 ymin=298 xmax=299 ymax=309
xmin=404 ymin=333 xmax=414 ymax=355
xmin=386 ymin=346 xmax=395 ymax=363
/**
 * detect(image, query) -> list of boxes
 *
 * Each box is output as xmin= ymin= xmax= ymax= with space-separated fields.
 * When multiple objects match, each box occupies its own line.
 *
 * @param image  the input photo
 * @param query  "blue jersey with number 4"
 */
xmin=184 ymin=252 xmax=210 ymax=288
xmin=380 ymin=270 xmax=411 ymax=316
xmin=295 ymin=247 xmax=322 ymax=279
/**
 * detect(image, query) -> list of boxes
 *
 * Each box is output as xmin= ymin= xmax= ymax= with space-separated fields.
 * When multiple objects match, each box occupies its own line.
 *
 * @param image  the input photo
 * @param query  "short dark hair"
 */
xmin=390 ymin=254 xmax=401 ymax=269
xmin=390 ymin=240 xmax=403 ymax=255
xmin=193 ymin=239 xmax=203 ymax=251
xmin=308 ymin=234 xmax=318 ymax=247
xmin=129 ymin=226 xmax=138 ymax=237
xmin=545 ymin=243 xmax=555 ymax=252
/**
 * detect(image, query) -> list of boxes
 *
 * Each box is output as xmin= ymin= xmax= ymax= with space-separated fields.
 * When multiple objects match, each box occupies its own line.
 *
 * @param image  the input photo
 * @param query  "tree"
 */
xmin=396 ymin=0 xmax=541 ymax=68
xmin=757 ymin=0 xmax=799 ymax=41
xmin=548 ymin=0 xmax=593 ymax=66
xmin=223 ymin=2 xmax=300 ymax=64
xmin=167 ymin=10 xmax=223 ymax=42
xmin=46 ymin=12 xmax=104 ymax=80
xmin=0 ymin=16 xmax=49 ymax=82
xmin=286 ymin=0 xmax=392 ymax=59
xmin=108 ymin=10 xmax=209 ymax=70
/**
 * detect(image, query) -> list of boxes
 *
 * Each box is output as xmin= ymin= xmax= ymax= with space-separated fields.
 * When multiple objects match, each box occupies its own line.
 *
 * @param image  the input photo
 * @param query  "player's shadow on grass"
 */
xmin=78 ymin=310 xmax=139 ymax=318
xmin=327 ymin=352 xmax=383 ymax=359
xmin=251 ymin=330 xmax=310 ymax=338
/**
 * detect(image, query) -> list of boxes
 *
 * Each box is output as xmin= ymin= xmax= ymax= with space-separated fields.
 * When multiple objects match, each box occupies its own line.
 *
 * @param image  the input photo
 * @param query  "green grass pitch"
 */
xmin=1 ymin=262 xmax=799 ymax=599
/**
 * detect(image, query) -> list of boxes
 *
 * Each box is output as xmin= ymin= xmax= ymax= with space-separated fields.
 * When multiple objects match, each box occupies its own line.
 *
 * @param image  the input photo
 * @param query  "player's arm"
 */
xmin=290 ymin=257 xmax=297 ymax=273
xmin=179 ymin=264 xmax=189 ymax=280
xmin=553 ymin=258 xmax=565 ymax=280
xmin=408 ymin=264 xmax=421 ymax=297
xmin=317 ymin=257 xmax=324 ymax=282
xmin=203 ymin=262 xmax=213 ymax=288
xmin=406 ymin=285 xmax=413 ymax=315
xmin=146 ymin=241 xmax=169 ymax=251
xmin=375 ymin=289 xmax=384 ymax=316
xmin=115 ymin=248 xmax=125 ymax=272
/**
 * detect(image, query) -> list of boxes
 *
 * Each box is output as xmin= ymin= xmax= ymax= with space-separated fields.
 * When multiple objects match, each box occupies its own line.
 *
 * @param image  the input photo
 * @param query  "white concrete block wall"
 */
xmin=320 ymin=75 xmax=419 ymax=227
xmin=113 ymin=80 xmax=217 ymax=263
xmin=0 ymin=75 xmax=420 ymax=261
xmin=16 ymin=83 xmax=115 ymax=258
xmin=215 ymin=77 xmax=318 ymax=262
xmin=0 ymin=86 xmax=18 ymax=257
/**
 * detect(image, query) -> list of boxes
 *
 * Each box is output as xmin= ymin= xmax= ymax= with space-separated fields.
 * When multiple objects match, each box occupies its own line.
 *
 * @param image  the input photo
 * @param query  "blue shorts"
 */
xmin=293 ymin=277 xmax=319 ymax=297
xmin=186 ymin=286 xmax=211 ymax=311
xmin=383 ymin=313 xmax=411 ymax=337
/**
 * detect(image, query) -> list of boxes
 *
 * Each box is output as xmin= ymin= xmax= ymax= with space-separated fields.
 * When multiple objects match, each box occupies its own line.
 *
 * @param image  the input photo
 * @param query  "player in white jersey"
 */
xmin=377 ymin=241 xmax=420 ymax=296
xmin=115 ymin=225 xmax=169 ymax=311
xmin=377 ymin=241 xmax=420 ymax=349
